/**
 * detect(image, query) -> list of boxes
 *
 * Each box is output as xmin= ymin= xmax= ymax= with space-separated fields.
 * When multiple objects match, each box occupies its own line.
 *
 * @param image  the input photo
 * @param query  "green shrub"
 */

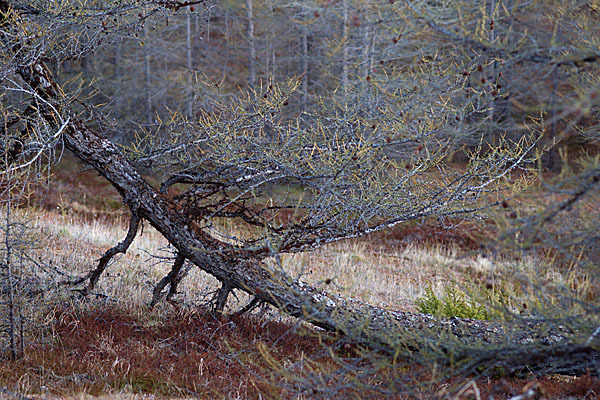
xmin=415 ymin=286 xmax=490 ymax=320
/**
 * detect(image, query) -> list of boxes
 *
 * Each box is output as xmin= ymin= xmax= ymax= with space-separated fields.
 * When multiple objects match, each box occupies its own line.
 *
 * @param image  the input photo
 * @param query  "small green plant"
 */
xmin=416 ymin=286 xmax=490 ymax=320
xmin=415 ymin=287 xmax=443 ymax=316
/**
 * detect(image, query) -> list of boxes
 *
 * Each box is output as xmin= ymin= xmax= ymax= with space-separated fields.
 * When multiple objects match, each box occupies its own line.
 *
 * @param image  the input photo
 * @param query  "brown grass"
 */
xmin=0 ymin=305 xmax=328 ymax=399
xmin=28 ymin=151 xmax=129 ymax=223
xmin=1 ymin=155 xmax=598 ymax=399
xmin=1 ymin=205 xmax=595 ymax=399
xmin=2 ymin=302 xmax=597 ymax=400
xmin=443 ymin=374 xmax=600 ymax=400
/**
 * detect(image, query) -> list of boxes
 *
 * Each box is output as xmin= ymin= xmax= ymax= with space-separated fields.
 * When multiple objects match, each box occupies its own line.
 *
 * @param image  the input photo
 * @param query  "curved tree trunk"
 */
xmin=16 ymin=61 xmax=504 ymax=341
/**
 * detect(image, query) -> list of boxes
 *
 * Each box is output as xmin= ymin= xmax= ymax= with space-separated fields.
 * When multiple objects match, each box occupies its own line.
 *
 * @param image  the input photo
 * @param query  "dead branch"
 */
xmin=80 ymin=213 xmax=140 ymax=296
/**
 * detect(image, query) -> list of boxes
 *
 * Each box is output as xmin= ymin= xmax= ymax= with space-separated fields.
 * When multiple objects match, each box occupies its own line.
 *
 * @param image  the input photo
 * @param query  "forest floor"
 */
xmin=0 ymin=153 xmax=598 ymax=399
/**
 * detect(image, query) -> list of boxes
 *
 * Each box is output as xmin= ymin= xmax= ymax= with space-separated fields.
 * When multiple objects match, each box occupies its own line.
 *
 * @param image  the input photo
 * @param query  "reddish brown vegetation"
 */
xmin=367 ymin=220 xmax=486 ymax=252
xmin=473 ymin=374 xmax=600 ymax=399
xmin=0 ymin=306 xmax=326 ymax=398
xmin=1 ymin=306 xmax=597 ymax=398
xmin=34 ymin=153 xmax=128 ymax=221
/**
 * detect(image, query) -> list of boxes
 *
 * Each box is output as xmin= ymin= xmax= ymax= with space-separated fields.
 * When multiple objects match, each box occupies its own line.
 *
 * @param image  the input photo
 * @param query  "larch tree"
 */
xmin=1 ymin=0 xmax=598 ymax=378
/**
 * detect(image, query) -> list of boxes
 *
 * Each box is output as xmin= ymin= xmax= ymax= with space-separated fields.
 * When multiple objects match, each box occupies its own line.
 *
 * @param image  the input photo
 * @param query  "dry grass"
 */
xmin=1 ymin=156 xmax=598 ymax=398
xmin=1 ymin=205 xmax=596 ymax=398
xmin=282 ymin=241 xmax=474 ymax=310
xmin=32 ymin=208 xmax=536 ymax=314
xmin=18 ymin=206 xmax=501 ymax=315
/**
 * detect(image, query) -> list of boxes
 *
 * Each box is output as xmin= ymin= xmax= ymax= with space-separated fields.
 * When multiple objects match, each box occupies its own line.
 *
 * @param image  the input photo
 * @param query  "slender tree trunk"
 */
xmin=287 ymin=39 xmax=292 ymax=77
xmin=361 ymin=18 xmax=371 ymax=97
xmin=268 ymin=0 xmax=276 ymax=81
xmin=265 ymin=0 xmax=275 ymax=81
xmin=144 ymin=21 xmax=152 ymax=125
xmin=265 ymin=9 xmax=270 ymax=80
xmin=341 ymin=0 xmax=350 ymax=97
xmin=114 ymin=42 xmax=123 ymax=121
xmin=362 ymin=25 xmax=369 ymax=80
xmin=245 ymin=0 xmax=256 ymax=89
xmin=186 ymin=9 xmax=194 ymax=118
xmin=3 ymin=175 xmax=17 ymax=360
xmin=302 ymin=18 xmax=309 ymax=111
xmin=487 ymin=0 xmax=497 ymax=133
xmin=205 ymin=7 xmax=210 ymax=42
xmin=81 ymin=55 xmax=89 ymax=76
xmin=223 ymin=0 xmax=230 ymax=75
xmin=495 ymin=0 xmax=514 ymax=134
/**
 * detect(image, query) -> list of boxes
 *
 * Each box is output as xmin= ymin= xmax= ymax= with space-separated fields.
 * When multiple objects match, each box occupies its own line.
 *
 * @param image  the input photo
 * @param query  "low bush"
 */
xmin=416 ymin=286 xmax=490 ymax=320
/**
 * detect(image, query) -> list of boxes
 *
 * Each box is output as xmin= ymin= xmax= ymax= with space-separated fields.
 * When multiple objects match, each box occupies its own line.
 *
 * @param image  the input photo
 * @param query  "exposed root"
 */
xmin=213 ymin=282 xmax=233 ymax=315
xmin=150 ymin=252 xmax=186 ymax=308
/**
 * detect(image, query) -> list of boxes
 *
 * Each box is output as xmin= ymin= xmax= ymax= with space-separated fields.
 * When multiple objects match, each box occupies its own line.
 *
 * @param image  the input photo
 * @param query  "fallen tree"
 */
xmin=2 ymin=0 xmax=598 ymax=378
xmin=17 ymin=59 xmax=508 ymax=341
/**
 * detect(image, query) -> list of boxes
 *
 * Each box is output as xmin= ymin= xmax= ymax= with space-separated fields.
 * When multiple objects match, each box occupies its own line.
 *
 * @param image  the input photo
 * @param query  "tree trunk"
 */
xmin=245 ymin=0 xmax=256 ymax=89
xmin=223 ymin=0 xmax=230 ymax=77
xmin=487 ymin=0 xmax=497 ymax=134
xmin=341 ymin=0 xmax=349 ymax=97
xmin=301 ymin=18 xmax=309 ymax=111
xmin=3 ymin=176 xmax=17 ymax=360
xmin=186 ymin=9 xmax=194 ymax=118
xmin=144 ymin=20 xmax=152 ymax=125
xmin=266 ymin=0 xmax=275 ymax=81
xmin=114 ymin=41 xmax=123 ymax=121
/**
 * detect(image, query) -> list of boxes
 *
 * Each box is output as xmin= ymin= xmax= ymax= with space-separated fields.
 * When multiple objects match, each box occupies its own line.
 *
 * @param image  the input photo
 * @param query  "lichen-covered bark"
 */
xmin=14 ymin=61 xmax=504 ymax=339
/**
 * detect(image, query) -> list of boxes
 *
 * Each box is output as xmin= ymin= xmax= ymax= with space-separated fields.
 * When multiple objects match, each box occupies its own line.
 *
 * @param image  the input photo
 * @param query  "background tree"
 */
xmin=0 ymin=69 xmax=62 ymax=360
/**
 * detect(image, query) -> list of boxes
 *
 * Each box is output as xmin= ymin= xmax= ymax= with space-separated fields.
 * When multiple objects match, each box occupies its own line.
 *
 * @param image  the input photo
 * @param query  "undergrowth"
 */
xmin=0 ymin=305 xmax=328 ymax=399
xmin=1 ymin=155 xmax=597 ymax=398
xmin=415 ymin=286 xmax=490 ymax=320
